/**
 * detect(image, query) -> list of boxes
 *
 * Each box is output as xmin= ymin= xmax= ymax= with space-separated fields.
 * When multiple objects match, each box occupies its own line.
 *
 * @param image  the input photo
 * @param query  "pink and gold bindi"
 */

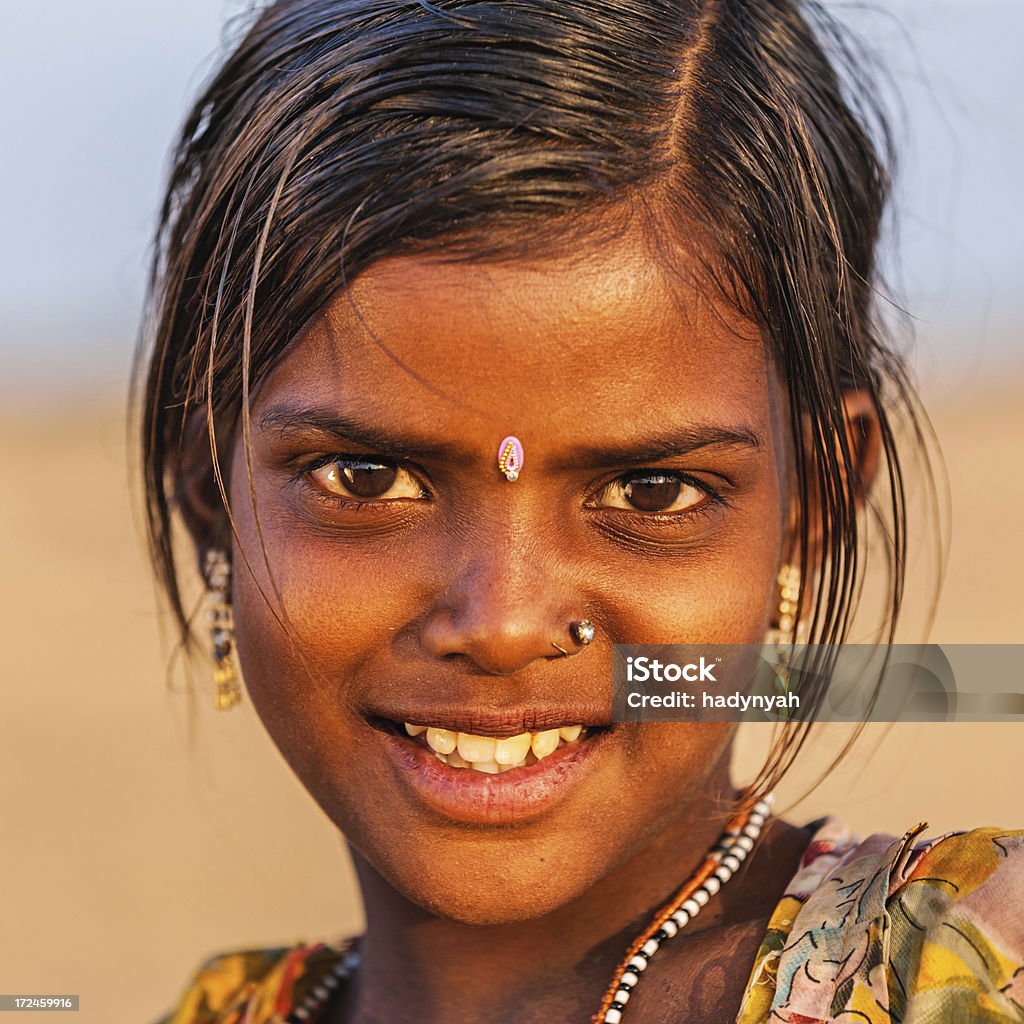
xmin=497 ymin=436 xmax=524 ymax=482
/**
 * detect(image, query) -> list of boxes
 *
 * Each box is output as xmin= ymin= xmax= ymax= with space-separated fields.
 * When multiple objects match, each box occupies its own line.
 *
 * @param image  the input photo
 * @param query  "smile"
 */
xmin=371 ymin=710 xmax=613 ymax=825
xmin=403 ymin=722 xmax=588 ymax=774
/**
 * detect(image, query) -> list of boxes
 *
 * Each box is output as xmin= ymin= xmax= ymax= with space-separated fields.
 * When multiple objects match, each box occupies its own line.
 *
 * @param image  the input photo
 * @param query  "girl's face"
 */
xmin=226 ymin=226 xmax=790 ymax=924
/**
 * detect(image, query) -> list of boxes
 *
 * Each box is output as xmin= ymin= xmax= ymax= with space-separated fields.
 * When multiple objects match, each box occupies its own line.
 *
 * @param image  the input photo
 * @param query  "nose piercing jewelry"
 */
xmin=551 ymin=641 xmax=569 ymax=656
xmin=497 ymin=435 xmax=524 ymax=481
xmin=571 ymin=619 xmax=596 ymax=646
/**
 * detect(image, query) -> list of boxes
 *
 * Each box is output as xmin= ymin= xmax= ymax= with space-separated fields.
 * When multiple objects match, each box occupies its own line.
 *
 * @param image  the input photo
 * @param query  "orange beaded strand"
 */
xmin=592 ymin=795 xmax=771 ymax=1024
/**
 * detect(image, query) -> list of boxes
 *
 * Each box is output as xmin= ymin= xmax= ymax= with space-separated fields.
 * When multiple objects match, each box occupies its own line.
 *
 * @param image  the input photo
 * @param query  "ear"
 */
xmin=783 ymin=388 xmax=884 ymax=562
xmin=841 ymin=388 xmax=883 ymax=505
xmin=176 ymin=408 xmax=232 ymax=564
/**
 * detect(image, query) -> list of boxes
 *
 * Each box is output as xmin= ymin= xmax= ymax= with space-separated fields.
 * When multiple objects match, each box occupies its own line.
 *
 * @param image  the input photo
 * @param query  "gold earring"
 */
xmin=773 ymin=563 xmax=801 ymax=643
xmin=765 ymin=564 xmax=802 ymax=708
xmin=205 ymin=548 xmax=241 ymax=711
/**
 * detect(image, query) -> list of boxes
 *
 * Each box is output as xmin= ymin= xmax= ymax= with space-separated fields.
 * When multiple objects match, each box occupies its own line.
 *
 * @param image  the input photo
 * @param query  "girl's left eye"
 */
xmin=592 ymin=472 xmax=710 ymax=514
xmin=306 ymin=458 xmax=426 ymax=501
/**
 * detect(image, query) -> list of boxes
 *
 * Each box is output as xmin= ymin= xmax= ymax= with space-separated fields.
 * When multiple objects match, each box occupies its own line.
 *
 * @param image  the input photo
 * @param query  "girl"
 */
xmin=139 ymin=1 xmax=1024 ymax=1021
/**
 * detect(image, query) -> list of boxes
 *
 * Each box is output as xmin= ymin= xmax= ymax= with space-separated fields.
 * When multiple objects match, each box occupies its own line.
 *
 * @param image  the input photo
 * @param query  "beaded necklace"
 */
xmin=285 ymin=795 xmax=772 ymax=1024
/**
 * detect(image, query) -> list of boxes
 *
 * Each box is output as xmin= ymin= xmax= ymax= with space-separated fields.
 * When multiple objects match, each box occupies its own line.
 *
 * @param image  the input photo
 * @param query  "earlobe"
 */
xmin=176 ymin=409 xmax=231 ymax=563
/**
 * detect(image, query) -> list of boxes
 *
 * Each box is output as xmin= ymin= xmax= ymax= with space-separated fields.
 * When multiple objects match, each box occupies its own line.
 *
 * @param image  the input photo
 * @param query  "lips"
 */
xmin=370 ymin=711 xmax=615 ymax=826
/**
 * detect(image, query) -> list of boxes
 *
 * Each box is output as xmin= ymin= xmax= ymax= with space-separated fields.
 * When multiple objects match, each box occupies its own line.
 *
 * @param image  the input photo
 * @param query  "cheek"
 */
xmin=225 ymin=452 xmax=428 ymax=685
xmin=621 ymin=722 xmax=737 ymax=836
xmin=596 ymin=510 xmax=783 ymax=645
xmin=228 ymin=539 xmax=417 ymax=887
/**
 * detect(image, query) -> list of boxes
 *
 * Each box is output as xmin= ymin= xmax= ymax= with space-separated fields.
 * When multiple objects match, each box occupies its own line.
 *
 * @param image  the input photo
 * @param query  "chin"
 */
xmin=405 ymin=873 xmax=594 ymax=927
xmin=358 ymin=827 xmax=610 ymax=927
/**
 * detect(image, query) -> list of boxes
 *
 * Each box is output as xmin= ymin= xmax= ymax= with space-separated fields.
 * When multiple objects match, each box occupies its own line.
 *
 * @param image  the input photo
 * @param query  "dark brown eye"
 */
xmin=307 ymin=459 xmax=424 ymax=501
xmin=595 ymin=472 xmax=706 ymax=514
xmin=340 ymin=461 xmax=397 ymax=497
xmin=624 ymin=474 xmax=682 ymax=512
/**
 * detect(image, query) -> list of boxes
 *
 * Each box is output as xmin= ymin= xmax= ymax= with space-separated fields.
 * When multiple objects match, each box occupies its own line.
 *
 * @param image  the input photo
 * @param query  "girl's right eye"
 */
xmin=306 ymin=458 xmax=426 ymax=502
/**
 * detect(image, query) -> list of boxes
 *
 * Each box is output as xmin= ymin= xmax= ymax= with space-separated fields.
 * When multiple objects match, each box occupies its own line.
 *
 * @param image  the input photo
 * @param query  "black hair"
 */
xmin=135 ymin=0 xmax=936 ymax=790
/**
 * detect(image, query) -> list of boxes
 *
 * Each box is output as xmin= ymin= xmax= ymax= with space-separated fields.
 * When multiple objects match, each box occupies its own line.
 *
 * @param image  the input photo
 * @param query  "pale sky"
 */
xmin=1 ymin=0 xmax=1021 ymax=390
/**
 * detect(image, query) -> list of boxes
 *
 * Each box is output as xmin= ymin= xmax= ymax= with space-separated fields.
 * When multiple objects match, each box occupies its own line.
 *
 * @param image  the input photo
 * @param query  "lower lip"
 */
xmin=378 ymin=726 xmax=613 ymax=826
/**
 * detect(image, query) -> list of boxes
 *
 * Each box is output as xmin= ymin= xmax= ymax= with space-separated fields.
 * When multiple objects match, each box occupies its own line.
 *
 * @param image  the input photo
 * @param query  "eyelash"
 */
xmin=294 ymin=455 xmax=727 ymax=520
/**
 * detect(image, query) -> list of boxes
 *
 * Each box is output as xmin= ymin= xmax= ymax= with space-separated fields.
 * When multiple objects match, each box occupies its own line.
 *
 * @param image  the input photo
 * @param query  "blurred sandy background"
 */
xmin=1 ymin=0 xmax=1022 ymax=1021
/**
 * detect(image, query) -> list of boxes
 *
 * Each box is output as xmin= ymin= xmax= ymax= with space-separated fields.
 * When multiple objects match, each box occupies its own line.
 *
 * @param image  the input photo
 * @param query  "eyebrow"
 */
xmin=258 ymin=404 xmax=762 ymax=468
xmin=551 ymin=425 xmax=762 ymax=470
xmin=258 ymin=405 xmax=470 ymax=463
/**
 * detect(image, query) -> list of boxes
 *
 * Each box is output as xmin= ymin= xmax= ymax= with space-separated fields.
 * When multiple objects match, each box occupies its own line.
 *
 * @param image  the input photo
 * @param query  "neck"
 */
xmin=335 ymin=768 xmax=744 ymax=1024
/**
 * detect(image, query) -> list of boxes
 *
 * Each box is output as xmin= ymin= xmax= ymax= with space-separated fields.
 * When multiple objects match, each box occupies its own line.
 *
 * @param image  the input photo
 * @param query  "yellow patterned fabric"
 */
xmin=155 ymin=942 xmax=352 ymax=1024
xmin=737 ymin=819 xmax=1024 ymax=1023
xmin=156 ymin=820 xmax=1024 ymax=1024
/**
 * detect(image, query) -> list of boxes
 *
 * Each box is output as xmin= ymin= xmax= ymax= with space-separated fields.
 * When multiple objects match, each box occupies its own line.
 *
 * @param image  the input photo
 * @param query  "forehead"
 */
xmin=255 ymin=230 xmax=773 ymax=441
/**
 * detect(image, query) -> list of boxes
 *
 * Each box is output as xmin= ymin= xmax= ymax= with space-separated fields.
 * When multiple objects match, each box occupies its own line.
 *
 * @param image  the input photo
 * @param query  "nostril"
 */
xmin=419 ymin=598 xmax=587 ymax=675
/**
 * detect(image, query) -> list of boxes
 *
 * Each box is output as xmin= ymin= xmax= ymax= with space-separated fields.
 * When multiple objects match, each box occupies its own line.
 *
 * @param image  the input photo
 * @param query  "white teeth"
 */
xmin=425 ymin=727 xmax=457 ymax=755
xmin=494 ymin=732 xmax=533 ymax=765
xmin=405 ymin=722 xmax=589 ymax=774
xmin=457 ymin=733 xmax=497 ymax=763
xmin=531 ymin=729 xmax=560 ymax=759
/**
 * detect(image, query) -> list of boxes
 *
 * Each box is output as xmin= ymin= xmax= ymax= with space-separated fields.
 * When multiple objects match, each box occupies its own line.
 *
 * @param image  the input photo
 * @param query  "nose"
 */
xmin=419 ymin=527 xmax=588 ymax=675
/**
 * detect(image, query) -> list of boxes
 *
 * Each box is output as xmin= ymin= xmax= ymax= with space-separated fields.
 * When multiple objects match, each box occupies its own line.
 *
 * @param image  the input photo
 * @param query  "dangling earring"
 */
xmin=204 ymin=548 xmax=241 ymax=711
xmin=765 ymin=564 xmax=802 ymax=708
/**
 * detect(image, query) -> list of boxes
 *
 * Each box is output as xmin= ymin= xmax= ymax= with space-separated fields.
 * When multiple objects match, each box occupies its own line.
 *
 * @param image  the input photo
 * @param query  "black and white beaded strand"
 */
xmin=285 ymin=944 xmax=360 ymax=1024
xmin=595 ymin=795 xmax=773 ymax=1024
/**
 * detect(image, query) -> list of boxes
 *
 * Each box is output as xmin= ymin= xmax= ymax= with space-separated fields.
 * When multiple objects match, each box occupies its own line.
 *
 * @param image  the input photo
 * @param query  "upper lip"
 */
xmin=367 ymin=705 xmax=613 ymax=737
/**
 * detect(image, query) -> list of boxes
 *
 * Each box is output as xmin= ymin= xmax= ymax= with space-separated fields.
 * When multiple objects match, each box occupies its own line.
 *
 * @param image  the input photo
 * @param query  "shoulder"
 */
xmin=886 ymin=826 xmax=1024 ymax=1020
xmin=154 ymin=941 xmax=352 ymax=1024
xmin=737 ymin=819 xmax=1024 ymax=1024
